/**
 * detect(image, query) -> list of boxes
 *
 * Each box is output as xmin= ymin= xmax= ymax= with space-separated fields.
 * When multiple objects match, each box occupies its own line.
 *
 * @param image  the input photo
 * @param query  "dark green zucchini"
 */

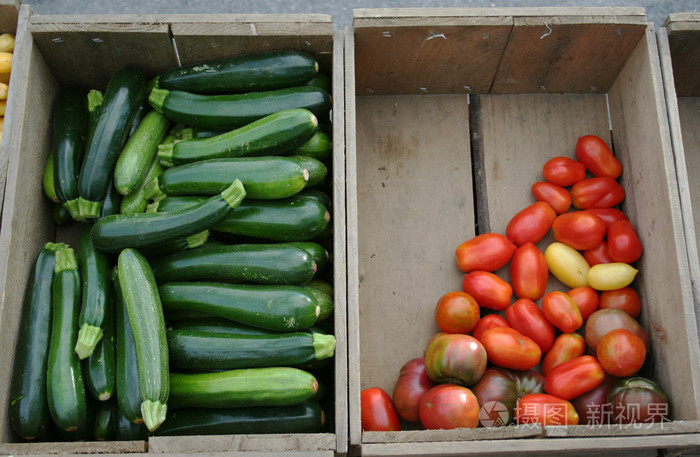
xmin=168 ymin=318 xmax=277 ymax=336
xmin=111 ymin=402 xmax=148 ymax=440
xmin=284 ymin=241 xmax=330 ymax=275
xmin=287 ymin=130 xmax=332 ymax=161
xmin=120 ymin=154 xmax=164 ymax=214
xmin=83 ymin=291 xmax=115 ymax=401
xmin=57 ymin=397 xmax=96 ymax=442
xmin=100 ymin=178 xmax=122 ymax=217
xmin=306 ymin=278 xmax=333 ymax=297
xmin=53 ymin=203 xmax=72 ymax=225
xmin=305 ymin=72 xmax=332 ymax=92
xmin=139 ymin=230 xmax=210 ymax=259
xmin=295 ymin=188 xmax=331 ymax=209
xmin=286 ymin=155 xmax=327 ymax=188
xmin=87 ymin=89 xmax=104 ymax=132
xmin=304 ymin=286 xmax=333 ymax=322
xmin=191 ymin=127 xmax=225 ymax=139
xmin=93 ymin=401 xmax=114 ymax=441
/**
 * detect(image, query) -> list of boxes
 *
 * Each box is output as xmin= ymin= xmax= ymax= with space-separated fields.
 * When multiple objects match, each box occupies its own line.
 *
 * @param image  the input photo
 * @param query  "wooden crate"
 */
xmin=0 ymin=5 xmax=347 ymax=456
xmin=345 ymin=7 xmax=700 ymax=456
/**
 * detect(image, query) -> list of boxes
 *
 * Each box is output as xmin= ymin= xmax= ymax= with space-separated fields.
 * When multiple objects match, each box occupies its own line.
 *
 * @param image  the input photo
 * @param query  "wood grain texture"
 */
xmin=353 ymin=7 xmax=647 ymax=22
xmin=665 ymin=12 xmax=700 ymax=96
xmin=0 ymin=1 xmax=19 ymax=34
xmin=543 ymin=420 xmax=700 ymax=437
xmin=363 ymin=424 xmax=542 ymax=443
xmin=148 ymin=433 xmax=336 ymax=454
xmin=0 ymin=0 xmax=20 ymax=221
xmin=679 ymin=95 xmax=700 ymax=273
xmin=0 ymin=441 xmax=147 ymax=455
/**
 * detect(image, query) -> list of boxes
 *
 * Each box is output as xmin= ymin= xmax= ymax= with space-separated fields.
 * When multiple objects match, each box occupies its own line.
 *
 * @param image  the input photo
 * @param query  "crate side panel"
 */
xmin=148 ymin=433 xmax=336 ymax=454
xmin=0 ymin=1 xmax=19 ymax=33
xmin=679 ymin=96 xmax=700 ymax=263
xmin=666 ymin=15 xmax=700 ymax=96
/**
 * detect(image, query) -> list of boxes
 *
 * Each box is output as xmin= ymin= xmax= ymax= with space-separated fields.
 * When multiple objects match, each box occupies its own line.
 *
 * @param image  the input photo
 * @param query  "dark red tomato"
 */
xmin=472 ymin=314 xmax=509 ymax=341
xmin=599 ymin=287 xmax=641 ymax=318
xmin=542 ymin=156 xmax=586 ymax=187
xmin=419 ymin=384 xmax=480 ymax=430
xmin=515 ymin=393 xmax=579 ymax=426
xmin=585 ymin=309 xmax=649 ymax=352
xmin=552 ymin=211 xmax=606 ymax=251
xmin=462 ymin=271 xmax=512 ymax=311
xmin=607 ymin=220 xmax=643 ymax=264
xmin=571 ymin=177 xmax=626 ymax=209
xmin=583 ymin=241 xmax=614 ymax=267
xmin=608 ymin=377 xmax=671 ymax=424
xmin=545 ymin=355 xmax=605 ymax=400
xmin=585 ymin=207 xmax=628 ymax=229
xmin=505 ymin=298 xmax=555 ymax=353
xmin=542 ymin=333 xmax=586 ymax=377
xmin=481 ymin=327 xmax=541 ymax=371
xmin=392 ymin=358 xmax=436 ymax=423
xmin=361 ymin=387 xmax=401 ymax=431
xmin=505 ymin=201 xmax=557 ymax=246
xmin=542 ymin=291 xmax=583 ymax=333
xmin=434 ymin=291 xmax=480 ymax=334
xmin=510 ymin=242 xmax=548 ymax=301
xmin=566 ymin=286 xmax=599 ymax=320
xmin=455 ymin=233 xmax=517 ymax=273
xmin=471 ymin=368 xmax=545 ymax=427
xmin=423 ymin=333 xmax=487 ymax=386
xmin=596 ymin=329 xmax=646 ymax=377
xmin=572 ymin=374 xmax=617 ymax=425
xmin=531 ymin=181 xmax=572 ymax=214
xmin=575 ymin=135 xmax=622 ymax=179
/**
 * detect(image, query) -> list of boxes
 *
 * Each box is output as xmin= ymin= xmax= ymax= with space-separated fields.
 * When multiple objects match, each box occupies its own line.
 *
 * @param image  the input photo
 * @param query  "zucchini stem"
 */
xmin=74 ymin=323 xmax=104 ymax=360
xmin=54 ymin=248 xmax=78 ymax=272
xmin=185 ymin=230 xmax=209 ymax=249
xmin=148 ymin=88 xmax=169 ymax=114
xmin=312 ymin=333 xmax=336 ymax=360
xmin=62 ymin=199 xmax=81 ymax=222
xmin=221 ymin=179 xmax=246 ymax=209
xmin=77 ymin=197 xmax=103 ymax=220
xmin=143 ymin=178 xmax=161 ymax=201
xmin=157 ymin=142 xmax=174 ymax=164
xmin=141 ymin=400 xmax=167 ymax=432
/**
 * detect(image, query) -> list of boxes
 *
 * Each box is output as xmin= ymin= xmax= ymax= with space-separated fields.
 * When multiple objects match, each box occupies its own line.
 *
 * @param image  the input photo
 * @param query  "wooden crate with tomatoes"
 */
xmin=346 ymin=7 xmax=700 ymax=456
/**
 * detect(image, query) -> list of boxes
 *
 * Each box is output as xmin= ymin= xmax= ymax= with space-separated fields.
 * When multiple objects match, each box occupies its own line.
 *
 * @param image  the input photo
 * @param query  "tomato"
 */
xmin=575 ymin=135 xmax=622 ymax=179
xmin=544 ymin=242 xmax=590 ymax=288
xmin=531 ymin=181 xmax=572 ymax=214
xmin=455 ymin=233 xmax=517 ymax=273
xmin=571 ymin=177 xmax=626 ymax=209
xmin=515 ymin=393 xmax=579 ymax=426
xmin=583 ymin=241 xmax=614 ymax=267
xmin=472 ymin=314 xmax=509 ymax=341
xmin=505 ymin=201 xmax=557 ymax=246
xmin=462 ymin=271 xmax=512 ymax=311
xmin=423 ymin=333 xmax=487 ymax=386
xmin=599 ymin=287 xmax=641 ymax=318
xmin=481 ymin=327 xmax=541 ymax=371
xmin=544 ymin=355 xmax=605 ymax=400
xmin=566 ymin=286 xmax=599 ymax=320
xmin=510 ymin=242 xmax=548 ymax=301
xmin=542 ymin=156 xmax=586 ymax=187
xmin=571 ymin=374 xmax=617 ymax=425
xmin=471 ymin=368 xmax=545 ymax=427
xmin=585 ymin=207 xmax=628 ymax=229
xmin=392 ymin=358 xmax=436 ymax=423
xmin=434 ymin=291 xmax=480 ymax=334
xmin=542 ymin=291 xmax=583 ymax=333
xmin=505 ymin=298 xmax=555 ymax=353
xmin=606 ymin=220 xmax=643 ymax=264
xmin=587 ymin=262 xmax=638 ymax=290
xmin=585 ymin=309 xmax=649 ymax=352
xmin=552 ymin=211 xmax=606 ymax=251
xmin=596 ymin=329 xmax=646 ymax=377
xmin=361 ymin=387 xmax=401 ymax=431
xmin=419 ymin=384 xmax=480 ymax=430
xmin=608 ymin=377 xmax=671 ymax=424
xmin=542 ymin=333 xmax=586 ymax=376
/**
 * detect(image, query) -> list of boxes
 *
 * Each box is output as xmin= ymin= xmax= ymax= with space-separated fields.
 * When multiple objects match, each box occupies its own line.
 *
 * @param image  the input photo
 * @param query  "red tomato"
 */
xmin=606 ymin=220 xmax=643 ymax=264
xmin=575 ymin=135 xmax=622 ymax=179
xmin=472 ymin=314 xmax=509 ymax=341
xmin=424 ymin=333 xmax=487 ymax=386
xmin=510 ymin=243 xmax=548 ymax=301
xmin=505 ymin=298 xmax=555 ymax=353
xmin=434 ymin=291 xmax=480 ymax=334
xmin=566 ymin=286 xmax=599 ymax=320
xmin=531 ymin=182 xmax=572 ymax=214
xmin=599 ymin=287 xmax=641 ymax=318
xmin=541 ymin=291 xmax=583 ymax=333
xmin=544 ymin=355 xmax=605 ymax=400
xmin=585 ymin=208 xmax=628 ymax=228
xmin=462 ymin=271 xmax=512 ymax=311
xmin=583 ymin=241 xmax=614 ymax=267
xmin=542 ymin=156 xmax=586 ymax=187
xmin=481 ymin=327 xmax=541 ymax=371
xmin=571 ymin=177 xmax=626 ymax=209
xmin=609 ymin=377 xmax=671 ymax=424
xmin=471 ymin=368 xmax=545 ymax=427
xmin=552 ymin=211 xmax=607 ymax=251
xmin=542 ymin=333 xmax=586 ymax=377
xmin=361 ymin=387 xmax=401 ymax=431
xmin=455 ymin=233 xmax=517 ymax=273
xmin=516 ymin=393 xmax=579 ymax=426
xmin=596 ymin=329 xmax=646 ymax=377
xmin=585 ymin=309 xmax=649 ymax=352
xmin=392 ymin=358 xmax=436 ymax=423
xmin=505 ymin=201 xmax=557 ymax=246
xmin=419 ymin=384 xmax=480 ymax=430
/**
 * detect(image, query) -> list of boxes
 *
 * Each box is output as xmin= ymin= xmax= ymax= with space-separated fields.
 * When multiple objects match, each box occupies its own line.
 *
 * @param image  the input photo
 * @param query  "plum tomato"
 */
xmin=587 ymin=262 xmax=638 ymax=290
xmin=434 ymin=291 xmax=480 ymax=334
xmin=419 ymin=384 xmax=480 ymax=430
xmin=515 ymin=393 xmax=579 ymax=426
xmin=471 ymin=368 xmax=545 ymax=427
xmin=542 ymin=291 xmax=583 ymax=333
xmin=462 ymin=271 xmax=512 ymax=311
xmin=505 ymin=298 xmax=555 ymax=353
xmin=572 ymin=177 xmax=625 ymax=209
xmin=542 ymin=156 xmax=586 ymax=187
xmin=599 ymin=287 xmax=641 ymax=319
xmin=506 ymin=201 xmax=557 ymax=246
xmin=424 ymin=333 xmax=487 ymax=386
xmin=455 ymin=233 xmax=517 ymax=273
xmin=531 ymin=181 xmax=572 ymax=214
xmin=481 ymin=327 xmax=541 ymax=371
xmin=583 ymin=241 xmax=614 ymax=267
xmin=552 ymin=211 xmax=606 ymax=251
xmin=585 ymin=207 xmax=628 ymax=229
xmin=544 ymin=242 xmax=590 ymax=288
xmin=575 ymin=135 xmax=622 ymax=179
xmin=472 ymin=314 xmax=510 ymax=341
xmin=544 ymin=355 xmax=605 ymax=400
xmin=608 ymin=377 xmax=671 ymax=424
xmin=606 ymin=220 xmax=643 ymax=264
xmin=596 ymin=329 xmax=646 ymax=377
xmin=361 ymin=387 xmax=401 ymax=431
xmin=392 ymin=358 xmax=436 ymax=423
xmin=542 ymin=333 xmax=586 ymax=377
xmin=585 ymin=308 xmax=649 ymax=352
xmin=566 ymin=286 xmax=599 ymax=320
xmin=510 ymin=242 xmax=548 ymax=301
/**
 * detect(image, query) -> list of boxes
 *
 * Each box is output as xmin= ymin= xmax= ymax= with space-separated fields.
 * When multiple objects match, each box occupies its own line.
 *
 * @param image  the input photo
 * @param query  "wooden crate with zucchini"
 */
xmin=0 ymin=7 xmax=346 ymax=456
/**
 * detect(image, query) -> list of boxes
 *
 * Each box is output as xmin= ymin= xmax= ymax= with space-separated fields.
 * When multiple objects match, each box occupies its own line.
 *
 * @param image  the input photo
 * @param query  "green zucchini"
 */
xmin=149 ymin=85 xmax=331 ymax=130
xmin=77 ymin=67 xmax=147 ymax=219
xmin=83 ymin=293 xmax=115 ymax=401
xmin=287 ymin=155 xmax=327 ymax=188
xmin=43 ymin=150 xmax=59 ymax=203
xmin=47 ymin=247 xmax=87 ymax=432
xmin=9 ymin=243 xmax=63 ymax=440
xmin=151 ymin=243 xmax=316 ymax=285
xmin=295 ymin=188 xmax=331 ymax=209
xmin=57 ymin=397 xmax=96 ymax=442
xmin=93 ymin=401 xmax=114 ymax=440
xmin=305 ymin=72 xmax=332 ymax=92
xmin=101 ymin=178 xmax=122 ymax=217
xmin=91 ymin=179 xmax=245 ymax=253
xmin=306 ymin=278 xmax=333 ymax=297
xmin=169 ymin=367 xmax=319 ymax=408
xmin=53 ymin=203 xmax=72 ymax=225
xmin=154 ymin=401 xmax=325 ymax=436
xmin=158 ymin=109 xmax=317 ymax=165
xmin=287 ymin=130 xmax=332 ymax=161
xmin=75 ymin=224 xmax=112 ymax=359
xmin=284 ymin=241 xmax=330 ymax=275
xmin=120 ymin=154 xmax=164 ymax=214
xmin=168 ymin=318 xmax=277 ymax=336
xmin=139 ymin=230 xmax=210 ymax=259
xmin=117 ymin=249 xmax=169 ymax=432
xmin=304 ymin=286 xmax=333 ymax=322
xmin=192 ymin=127 xmax=225 ymax=139
xmin=111 ymin=402 xmax=148 ymax=440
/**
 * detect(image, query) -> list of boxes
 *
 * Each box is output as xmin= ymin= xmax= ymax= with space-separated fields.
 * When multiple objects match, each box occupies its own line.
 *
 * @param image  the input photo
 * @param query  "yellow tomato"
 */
xmin=587 ymin=263 xmax=638 ymax=290
xmin=544 ymin=242 xmax=590 ymax=288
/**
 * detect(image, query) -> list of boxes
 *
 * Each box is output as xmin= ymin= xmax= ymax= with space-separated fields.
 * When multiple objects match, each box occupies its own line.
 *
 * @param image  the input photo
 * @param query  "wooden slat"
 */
xmin=148 ymin=433 xmax=336 ymax=454
xmin=363 ymin=424 xmax=542 ymax=443
xmin=678 ymin=95 xmax=700 ymax=275
xmin=665 ymin=13 xmax=700 ymax=96
xmin=0 ymin=441 xmax=146 ymax=455
xmin=0 ymin=0 xmax=20 ymax=220
xmin=544 ymin=421 xmax=700 ymax=437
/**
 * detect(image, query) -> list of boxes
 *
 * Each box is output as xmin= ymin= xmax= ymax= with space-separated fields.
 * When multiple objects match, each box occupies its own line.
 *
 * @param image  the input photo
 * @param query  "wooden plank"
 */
xmin=679 ymin=95 xmax=700 ymax=272
xmin=0 ymin=0 xmax=20 ymax=34
xmin=0 ymin=0 xmax=20 ymax=220
xmin=665 ymin=14 xmax=700 ymax=96
xmin=543 ymin=421 xmax=700 ymax=437
xmin=148 ymin=433 xmax=336 ymax=454
xmin=363 ymin=424 xmax=542 ymax=443
xmin=0 ymin=441 xmax=146 ymax=454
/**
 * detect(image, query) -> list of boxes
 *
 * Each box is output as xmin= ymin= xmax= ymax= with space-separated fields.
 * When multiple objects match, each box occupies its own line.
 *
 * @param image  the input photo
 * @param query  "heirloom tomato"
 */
xmin=481 ymin=327 xmax=541 ymax=371
xmin=462 ymin=271 xmax=512 ymax=311
xmin=424 ymin=333 xmax=487 ymax=386
xmin=606 ymin=220 xmax=642 ymax=264
xmin=471 ymin=368 xmax=545 ymax=427
xmin=542 ymin=156 xmax=586 ymax=187
xmin=361 ymin=387 xmax=401 ymax=431
xmin=583 ymin=241 xmax=613 ymax=267
xmin=575 ymin=135 xmax=622 ymax=179
xmin=587 ymin=263 xmax=638 ymax=290
xmin=542 ymin=333 xmax=586 ymax=377
xmin=544 ymin=355 xmax=605 ymax=400
xmin=571 ymin=177 xmax=625 ymax=209
xmin=510 ymin=242 xmax=548 ymax=301
xmin=455 ymin=233 xmax=517 ymax=273
xmin=505 ymin=298 xmax=555 ymax=353
xmin=552 ymin=211 xmax=606 ymax=251
xmin=542 ymin=291 xmax=583 ymax=333
xmin=531 ymin=181 xmax=572 ymax=214
xmin=585 ymin=309 xmax=649 ymax=352
xmin=434 ymin=291 xmax=480 ymax=334
xmin=585 ymin=207 xmax=628 ymax=228
xmin=596 ymin=329 xmax=646 ymax=377
xmin=506 ymin=201 xmax=557 ymax=246
xmin=608 ymin=377 xmax=671 ymax=424
xmin=392 ymin=358 xmax=436 ymax=423
xmin=544 ymin=242 xmax=590 ymax=288
xmin=472 ymin=314 xmax=509 ymax=341
xmin=571 ymin=374 xmax=617 ymax=425
xmin=599 ymin=287 xmax=641 ymax=319
xmin=419 ymin=384 xmax=480 ymax=430
xmin=515 ymin=393 xmax=579 ymax=426
xmin=566 ymin=286 xmax=599 ymax=320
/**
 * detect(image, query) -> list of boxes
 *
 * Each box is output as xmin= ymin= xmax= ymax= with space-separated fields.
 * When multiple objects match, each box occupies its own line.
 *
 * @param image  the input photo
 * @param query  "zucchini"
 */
xmin=150 ymin=243 xmax=316 ymax=285
xmin=304 ymin=286 xmax=333 ymax=322
xmin=295 ymin=188 xmax=331 ymax=209
xmin=53 ymin=203 xmax=72 ymax=225
xmin=47 ymin=247 xmax=87 ymax=432
xmin=139 ymin=230 xmax=210 ymax=259
xmin=117 ymin=249 xmax=169 ymax=432
xmin=120 ymin=154 xmax=164 ymax=214
xmin=77 ymin=67 xmax=147 ymax=219
xmin=168 ymin=318 xmax=277 ymax=336
xmin=149 ymin=85 xmax=331 ymax=130
xmin=83 ymin=294 xmax=115 ymax=401
xmin=305 ymin=72 xmax=332 ymax=92
xmin=87 ymin=89 xmax=104 ymax=130
xmin=284 ymin=241 xmax=330 ymax=275
xmin=75 ymin=224 xmax=112 ymax=359
xmin=101 ymin=178 xmax=122 ymax=217
xmin=42 ymin=149 xmax=59 ymax=203
xmin=111 ymin=402 xmax=148 ymax=440
xmin=157 ymin=50 xmax=318 ymax=94
xmin=158 ymin=109 xmax=317 ymax=165
xmin=169 ymin=367 xmax=319 ymax=408
xmin=192 ymin=127 xmax=225 ymax=139
xmin=9 ymin=243 xmax=63 ymax=440
xmin=91 ymin=179 xmax=245 ymax=253
xmin=159 ymin=282 xmax=321 ymax=331
xmin=57 ymin=397 xmax=96 ymax=442
xmin=287 ymin=155 xmax=327 ymax=188
xmin=287 ymin=130 xmax=332 ymax=161
xmin=154 ymin=401 xmax=325 ymax=436
xmin=93 ymin=401 xmax=114 ymax=440
xmin=306 ymin=278 xmax=333 ymax=297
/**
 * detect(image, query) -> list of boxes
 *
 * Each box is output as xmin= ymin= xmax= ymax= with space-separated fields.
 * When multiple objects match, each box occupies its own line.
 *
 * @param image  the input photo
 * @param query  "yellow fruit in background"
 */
xmin=0 ymin=82 xmax=7 ymax=100
xmin=0 ymin=33 xmax=14 ymax=53
xmin=544 ymin=242 xmax=590 ymax=288
xmin=587 ymin=263 xmax=638 ymax=291
xmin=0 ymin=100 xmax=5 ymax=116
xmin=0 ymin=52 xmax=12 ymax=74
